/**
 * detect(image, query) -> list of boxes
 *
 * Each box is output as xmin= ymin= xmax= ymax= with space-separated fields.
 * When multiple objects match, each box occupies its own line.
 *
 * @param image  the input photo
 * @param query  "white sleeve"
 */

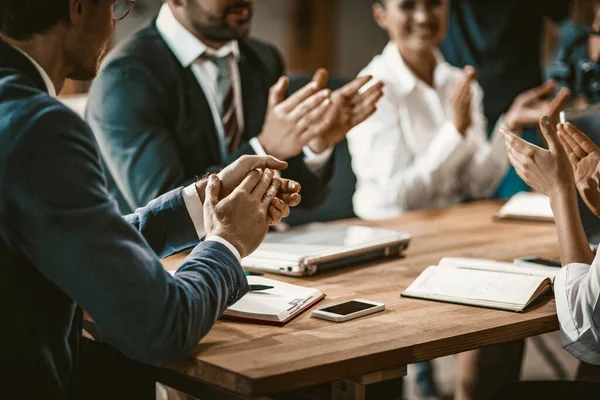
xmin=347 ymin=91 xmax=475 ymax=220
xmin=182 ymin=183 xmax=205 ymax=239
xmin=302 ymin=145 xmax=334 ymax=175
xmin=460 ymin=83 xmax=511 ymax=199
xmin=554 ymin=254 xmax=600 ymax=365
xmin=249 ymin=137 xmax=333 ymax=176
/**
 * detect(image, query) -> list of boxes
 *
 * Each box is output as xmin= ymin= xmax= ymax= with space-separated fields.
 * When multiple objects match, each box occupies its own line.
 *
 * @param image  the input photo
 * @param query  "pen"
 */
xmin=249 ymin=285 xmax=274 ymax=292
xmin=244 ymin=271 xmax=264 ymax=276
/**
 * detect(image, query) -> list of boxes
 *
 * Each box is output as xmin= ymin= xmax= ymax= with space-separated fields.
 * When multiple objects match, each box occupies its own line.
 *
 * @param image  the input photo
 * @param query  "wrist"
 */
xmin=453 ymin=121 xmax=467 ymax=137
xmin=503 ymin=111 xmax=521 ymax=133
xmin=215 ymin=233 xmax=246 ymax=258
xmin=549 ymin=184 xmax=577 ymax=209
xmin=257 ymin=133 xmax=279 ymax=159
xmin=307 ymin=139 xmax=328 ymax=154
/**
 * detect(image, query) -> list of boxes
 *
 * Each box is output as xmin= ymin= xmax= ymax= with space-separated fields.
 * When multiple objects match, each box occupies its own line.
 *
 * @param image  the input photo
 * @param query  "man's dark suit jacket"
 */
xmin=0 ymin=41 xmax=248 ymax=399
xmin=86 ymin=21 xmax=332 ymax=214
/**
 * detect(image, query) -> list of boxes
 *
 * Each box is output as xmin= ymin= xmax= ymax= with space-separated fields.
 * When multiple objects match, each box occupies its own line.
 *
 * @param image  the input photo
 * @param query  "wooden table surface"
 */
xmin=161 ymin=200 xmax=561 ymax=398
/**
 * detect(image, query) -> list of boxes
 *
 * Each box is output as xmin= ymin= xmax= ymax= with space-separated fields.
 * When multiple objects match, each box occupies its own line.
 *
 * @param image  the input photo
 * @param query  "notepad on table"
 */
xmin=223 ymin=276 xmax=325 ymax=326
xmin=495 ymin=192 xmax=553 ymax=222
xmin=402 ymin=257 xmax=554 ymax=312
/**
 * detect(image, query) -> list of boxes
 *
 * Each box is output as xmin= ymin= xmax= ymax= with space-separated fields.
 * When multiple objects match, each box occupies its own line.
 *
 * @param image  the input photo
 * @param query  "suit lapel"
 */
xmin=238 ymin=50 xmax=268 ymax=141
xmin=0 ymin=41 xmax=48 ymax=94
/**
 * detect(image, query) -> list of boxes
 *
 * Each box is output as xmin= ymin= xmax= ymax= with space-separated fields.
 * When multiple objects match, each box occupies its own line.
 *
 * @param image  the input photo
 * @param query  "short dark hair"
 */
xmin=0 ymin=0 xmax=73 ymax=40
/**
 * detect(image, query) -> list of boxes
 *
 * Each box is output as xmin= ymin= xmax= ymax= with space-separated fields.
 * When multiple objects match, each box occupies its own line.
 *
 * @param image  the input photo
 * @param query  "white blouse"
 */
xmin=347 ymin=42 xmax=511 ymax=220
xmin=555 ymin=255 xmax=600 ymax=365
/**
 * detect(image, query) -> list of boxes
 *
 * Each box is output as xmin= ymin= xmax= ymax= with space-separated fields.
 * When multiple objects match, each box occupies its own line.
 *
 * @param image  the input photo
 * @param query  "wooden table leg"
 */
xmin=331 ymin=365 xmax=407 ymax=400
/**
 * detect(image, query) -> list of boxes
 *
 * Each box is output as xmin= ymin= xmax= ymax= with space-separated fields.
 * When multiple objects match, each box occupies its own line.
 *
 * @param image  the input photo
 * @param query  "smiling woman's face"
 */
xmin=373 ymin=0 xmax=448 ymax=53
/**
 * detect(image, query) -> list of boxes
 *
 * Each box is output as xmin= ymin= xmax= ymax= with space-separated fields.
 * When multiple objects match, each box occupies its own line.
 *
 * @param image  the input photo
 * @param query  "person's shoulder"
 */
xmin=238 ymin=37 xmax=283 ymax=69
xmin=359 ymin=53 xmax=387 ymax=81
xmin=98 ymin=21 xmax=176 ymax=81
xmin=357 ymin=50 xmax=406 ymax=104
xmin=0 ymin=87 xmax=91 ymax=162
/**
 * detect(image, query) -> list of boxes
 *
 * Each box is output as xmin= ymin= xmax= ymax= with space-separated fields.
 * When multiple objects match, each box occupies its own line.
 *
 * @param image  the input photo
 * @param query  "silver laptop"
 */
xmin=242 ymin=223 xmax=412 ymax=276
xmin=560 ymin=104 xmax=600 ymax=251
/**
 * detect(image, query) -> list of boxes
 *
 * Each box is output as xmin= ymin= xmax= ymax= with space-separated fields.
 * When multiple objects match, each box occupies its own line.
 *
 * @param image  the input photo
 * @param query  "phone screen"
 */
xmin=319 ymin=301 xmax=377 ymax=316
xmin=526 ymin=258 xmax=561 ymax=268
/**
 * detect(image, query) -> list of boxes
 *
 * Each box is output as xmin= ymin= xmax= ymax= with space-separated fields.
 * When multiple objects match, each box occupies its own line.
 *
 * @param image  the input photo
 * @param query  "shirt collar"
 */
xmin=156 ymin=4 xmax=240 ymax=68
xmin=381 ymin=41 xmax=452 ymax=95
xmin=11 ymin=45 xmax=57 ymax=97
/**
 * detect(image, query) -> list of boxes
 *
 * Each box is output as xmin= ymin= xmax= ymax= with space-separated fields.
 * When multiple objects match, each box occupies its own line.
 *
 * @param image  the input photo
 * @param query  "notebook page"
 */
xmin=225 ymin=277 xmax=322 ymax=321
xmin=439 ymin=257 xmax=557 ymax=281
xmin=404 ymin=266 xmax=547 ymax=306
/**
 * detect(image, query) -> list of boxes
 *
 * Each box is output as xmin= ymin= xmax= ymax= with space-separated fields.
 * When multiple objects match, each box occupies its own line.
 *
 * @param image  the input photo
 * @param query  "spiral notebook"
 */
xmin=223 ymin=276 xmax=325 ymax=326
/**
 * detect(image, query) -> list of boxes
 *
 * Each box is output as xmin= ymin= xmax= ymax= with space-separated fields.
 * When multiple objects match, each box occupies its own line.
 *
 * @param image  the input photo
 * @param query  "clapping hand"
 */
xmin=257 ymin=70 xmax=334 ymax=160
xmin=558 ymin=123 xmax=600 ymax=218
xmin=504 ymin=82 xmax=570 ymax=132
xmin=203 ymin=170 xmax=279 ymax=258
xmin=501 ymin=117 xmax=574 ymax=198
xmin=450 ymin=66 xmax=477 ymax=136
xmin=307 ymin=70 xmax=384 ymax=153
xmin=195 ymin=155 xmax=301 ymax=225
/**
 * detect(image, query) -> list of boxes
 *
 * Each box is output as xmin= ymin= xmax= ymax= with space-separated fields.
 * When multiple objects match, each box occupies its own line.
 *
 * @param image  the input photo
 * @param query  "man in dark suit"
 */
xmin=86 ymin=0 xmax=384 ymax=214
xmin=0 ymin=0 xmax=300 ymax=397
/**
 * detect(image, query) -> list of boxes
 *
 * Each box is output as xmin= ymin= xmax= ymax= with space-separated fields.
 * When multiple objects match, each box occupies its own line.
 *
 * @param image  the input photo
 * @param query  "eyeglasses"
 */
xmin=113 ymin=0 xmax=135 ymax=21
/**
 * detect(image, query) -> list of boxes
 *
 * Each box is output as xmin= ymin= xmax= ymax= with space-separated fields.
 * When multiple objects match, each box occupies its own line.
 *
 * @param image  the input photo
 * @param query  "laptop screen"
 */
xmin=561 ymin=105 xmax=600 ymax=246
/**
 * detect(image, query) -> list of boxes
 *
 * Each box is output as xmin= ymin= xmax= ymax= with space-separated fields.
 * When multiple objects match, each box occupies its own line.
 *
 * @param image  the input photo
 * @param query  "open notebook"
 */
xmin=495 ymin=192 xmax=553 ymax=222
xmin=222 ymin=276 xmax=325 ymax=326
xmin=402 ymin=257 xmax=556 ymax=312
xmin=167 ymin=272 xmax=325 ymax=325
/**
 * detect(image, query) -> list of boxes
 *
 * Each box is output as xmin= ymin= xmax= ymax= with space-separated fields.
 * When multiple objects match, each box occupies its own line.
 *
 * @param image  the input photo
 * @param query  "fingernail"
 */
xmin=541 ymin=116 xmax=550 ymax=126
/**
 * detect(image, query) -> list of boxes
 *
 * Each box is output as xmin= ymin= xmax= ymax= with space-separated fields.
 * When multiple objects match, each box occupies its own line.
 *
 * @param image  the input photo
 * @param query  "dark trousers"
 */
xmin=73 ymin=338 xmax=156 ymax=400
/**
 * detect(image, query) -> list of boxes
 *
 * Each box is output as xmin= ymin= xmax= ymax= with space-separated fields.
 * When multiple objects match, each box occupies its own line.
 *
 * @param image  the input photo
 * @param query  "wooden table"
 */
xmin=159 ymin=200 xmax=561 ymax=399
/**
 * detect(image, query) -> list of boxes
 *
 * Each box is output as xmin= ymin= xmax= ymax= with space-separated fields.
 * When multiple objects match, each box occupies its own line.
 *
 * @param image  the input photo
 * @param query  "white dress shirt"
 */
xmin=155 ymin=4 xmax=332 ymax=174
xmin=555 ymin=256 xmax=600 ymax=365
xmin=11 ymin=43 xmax=241 ymax=262
xmin=347 ymin=42 xmax=511 ymax=220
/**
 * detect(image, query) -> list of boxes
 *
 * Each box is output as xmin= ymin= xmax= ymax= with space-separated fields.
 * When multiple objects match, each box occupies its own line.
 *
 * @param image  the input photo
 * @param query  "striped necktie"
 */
xmin=205 ymin=53 xmax=243 ymax=155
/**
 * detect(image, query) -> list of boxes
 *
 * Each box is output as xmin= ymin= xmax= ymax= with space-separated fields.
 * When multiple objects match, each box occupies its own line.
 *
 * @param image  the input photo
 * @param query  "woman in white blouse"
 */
xmin=349 ymin=1 xmax=571 ymax=399
xmin=348 ymin=0 xmax=563 ymax=220
xmin=502 ymin=118 xmax=600 ymax=398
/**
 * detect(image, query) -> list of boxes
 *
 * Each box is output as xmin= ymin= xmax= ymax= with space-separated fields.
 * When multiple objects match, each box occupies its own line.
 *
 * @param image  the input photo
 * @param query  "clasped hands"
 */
xmin=257 ymin=68 xmax=384 ymax=160
xmin=195 ymin=155 xmax=302 ymax=258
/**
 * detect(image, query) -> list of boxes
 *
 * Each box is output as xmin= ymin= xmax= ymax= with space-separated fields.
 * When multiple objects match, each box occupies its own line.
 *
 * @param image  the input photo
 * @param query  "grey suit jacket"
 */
xmin=0 ymin=40 xmax=248 ymax=399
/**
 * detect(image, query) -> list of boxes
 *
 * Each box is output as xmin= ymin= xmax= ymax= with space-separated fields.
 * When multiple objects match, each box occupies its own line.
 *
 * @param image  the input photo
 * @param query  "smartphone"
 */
xmin=311 ymin=299 xmax=385 ymax=322
xmin=513 ymin=256 xmax=561 ymax=268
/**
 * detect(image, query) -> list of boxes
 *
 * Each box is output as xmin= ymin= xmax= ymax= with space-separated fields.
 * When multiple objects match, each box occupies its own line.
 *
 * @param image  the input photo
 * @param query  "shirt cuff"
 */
xmin=302 ymin=145 xmax=334 ymax=174
xmin=182 ymin=183 xmax=206 ymax=240
xmin=205 ymin=235 xmax=242 ymax=262
xmin=249 ymin=137 xmax=281 ymax=178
